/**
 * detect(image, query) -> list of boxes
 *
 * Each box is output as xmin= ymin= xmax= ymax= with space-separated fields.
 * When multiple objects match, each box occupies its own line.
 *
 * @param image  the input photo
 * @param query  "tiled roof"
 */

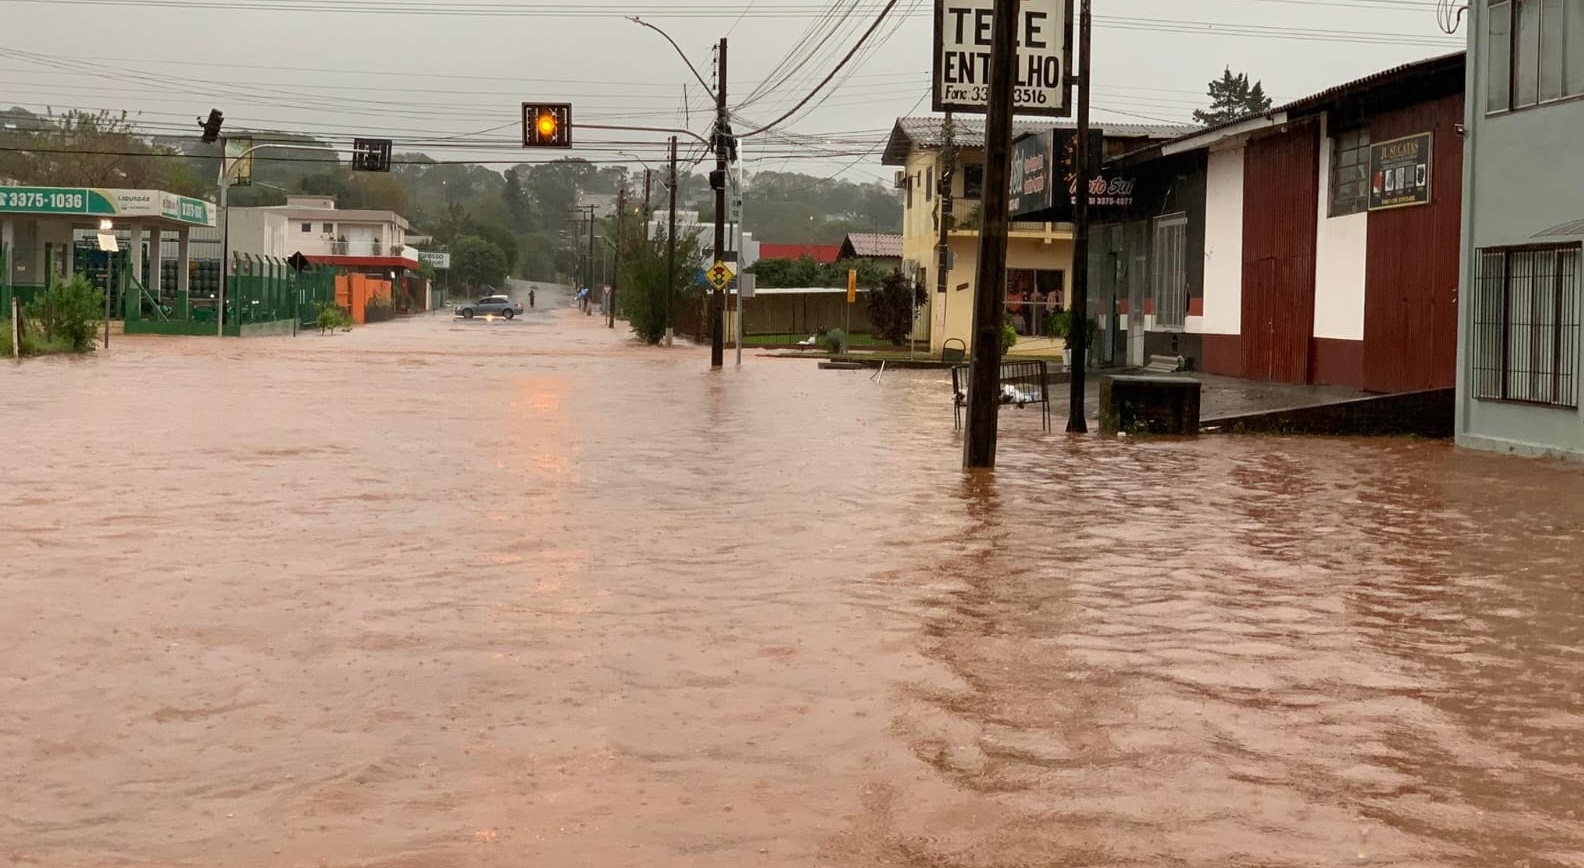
xmin=842 ymin=233 xmax=904 ymax=258
xmin=882 ymin=116 xmax=1196 ymax=165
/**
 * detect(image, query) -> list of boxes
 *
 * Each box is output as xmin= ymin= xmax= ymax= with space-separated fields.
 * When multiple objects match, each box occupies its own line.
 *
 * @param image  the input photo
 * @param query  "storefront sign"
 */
xmin=1368 ymin=132 xmax=1432 ymax=211
xmin=0 ymin=186 xmax=213 ymax=226
xmin=1008 ymin=131 xmax=1054 ymax=216
xmin=1009 ymin=129 xmax=1142 ymax=221
xmin=933 ymin=0 xmax=1072 ymax=117
xmin=417 ymin=251 xmax=451 ymax=269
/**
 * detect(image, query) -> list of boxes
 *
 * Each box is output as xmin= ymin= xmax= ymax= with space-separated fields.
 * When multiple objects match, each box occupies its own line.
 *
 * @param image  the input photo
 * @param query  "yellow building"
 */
xmin=880 ymin=117 xmax=1189 ymax=356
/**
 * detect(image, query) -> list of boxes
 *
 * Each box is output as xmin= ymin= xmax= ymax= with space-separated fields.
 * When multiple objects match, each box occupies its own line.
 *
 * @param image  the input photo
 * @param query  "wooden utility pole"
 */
xmin=963 ymin=0 xmax=1019 ymax=470
xmin=1067 ymin=0 xmax=1092 ymax=433
xmin=936 ymin=111 xmax=955 ymax=320
xmin=710 ymin=37 xmax=729 ymax=369
xmin=667 ymin=136 xmax=679 ymax=347
xmin=610 ymin=186 xmax=625 ymax=329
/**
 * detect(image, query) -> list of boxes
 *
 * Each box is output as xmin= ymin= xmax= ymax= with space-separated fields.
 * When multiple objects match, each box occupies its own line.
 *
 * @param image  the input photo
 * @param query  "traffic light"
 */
xmin=521 ymin=103 xmax=572 ymax=148
xmin=352 ymin=138 xmax=393 ymax=172
xmin=199 ymin=109 xmax=224 ymax=144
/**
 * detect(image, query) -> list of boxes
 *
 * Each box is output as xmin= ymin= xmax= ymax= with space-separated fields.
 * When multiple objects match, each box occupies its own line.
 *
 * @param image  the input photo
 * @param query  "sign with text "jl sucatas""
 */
xmin=933 ymin=0 xmax=1072 ymax=117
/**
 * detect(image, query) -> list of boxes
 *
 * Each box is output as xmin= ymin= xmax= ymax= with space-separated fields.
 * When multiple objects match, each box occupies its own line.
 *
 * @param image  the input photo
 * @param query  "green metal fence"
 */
xmin=185 ymin=255 xmax=337 ymax=329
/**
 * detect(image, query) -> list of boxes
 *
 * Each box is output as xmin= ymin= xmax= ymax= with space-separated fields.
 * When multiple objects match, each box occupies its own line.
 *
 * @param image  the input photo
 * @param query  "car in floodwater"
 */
xmin=455 ymin=294 xmax=524 ymax=319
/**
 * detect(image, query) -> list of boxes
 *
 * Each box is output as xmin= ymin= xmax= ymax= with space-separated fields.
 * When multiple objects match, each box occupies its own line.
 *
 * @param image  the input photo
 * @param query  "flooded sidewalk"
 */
xmin=4 ymin=310 xmax=1584 ymax=867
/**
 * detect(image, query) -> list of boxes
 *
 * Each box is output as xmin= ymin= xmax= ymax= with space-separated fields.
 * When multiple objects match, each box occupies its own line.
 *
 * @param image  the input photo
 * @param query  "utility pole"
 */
xmin=643 ymin=169 xmax=653 ymax=218
xmin=1067 ymin=0 xmax=1092 ymax=434
xmin=710 ymin=37 xmax=729 ymax=369
xmin=610 ymin=186 xmax=625 ymax=329
xmin=962 ymin=0 xmax=1019 ymax=470
xmin=666 ymin=136 xmax=678 ymax=347
xmin=936 ymin=111 xmax=956 ymax=349
xmin=586 ymin=206 xmax=596 ymax=316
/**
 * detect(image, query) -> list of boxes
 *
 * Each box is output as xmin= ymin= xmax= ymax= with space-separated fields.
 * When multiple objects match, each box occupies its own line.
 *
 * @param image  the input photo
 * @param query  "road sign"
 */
xmin=738 ymin=272 xmax=756 ymax=300
xmin=706 ymin=261 xmax=735 ymax=290
xmin=933 ymin=0 xmax=1073 ymax=117
xmin=847 ymin=269 xmax=858 ymax=303
xmin=287 ymin=251 xmax=311 ymax=272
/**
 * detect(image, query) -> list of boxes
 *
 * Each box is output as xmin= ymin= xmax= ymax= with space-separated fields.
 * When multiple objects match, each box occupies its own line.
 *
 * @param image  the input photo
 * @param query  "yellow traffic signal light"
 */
xmin=522 ymin=102 xmax=572 ymax=148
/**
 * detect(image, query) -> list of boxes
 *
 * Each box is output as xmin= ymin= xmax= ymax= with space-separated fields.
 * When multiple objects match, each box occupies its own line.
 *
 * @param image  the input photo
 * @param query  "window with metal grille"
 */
xmin=1472 ymin=243 xmax=1581 ymax=407
xmin=1330 ymin=128 xmax=1371 ymax=217
xmin=1153 ymin=213 xmax=1189 ymax=330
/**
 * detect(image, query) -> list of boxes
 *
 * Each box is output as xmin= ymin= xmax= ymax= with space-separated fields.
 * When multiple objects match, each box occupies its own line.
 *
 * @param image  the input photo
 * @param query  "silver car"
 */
xmin=455 ymin=294 xmax=524 ymax=319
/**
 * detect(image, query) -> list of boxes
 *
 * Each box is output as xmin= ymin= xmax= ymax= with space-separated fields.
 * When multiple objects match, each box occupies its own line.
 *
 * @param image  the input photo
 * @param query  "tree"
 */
xmin=1193 ymin=68 xmax=1274 ymax=126
xmin=749 ymin=255 xmax=826 ymax=288
xmin=502 ymin=168 xmax=533 ymax=233
xmin=451 ymin=236 xmax=509 ymax=289
xmin=865 ymin=269 xmax=916 ymax=346
xmin=749 ymin=255 xmax=890 ymax=289
xmin=470 ymin=222 xmax=519 ymax=274
xmin=615 ymin=221 xmax=708 ymax=344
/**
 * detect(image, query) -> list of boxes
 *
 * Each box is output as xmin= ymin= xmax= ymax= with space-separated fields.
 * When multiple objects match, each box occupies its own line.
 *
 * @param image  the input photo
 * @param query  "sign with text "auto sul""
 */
xmin=933 ymin=0 xmax=1072 ymax=117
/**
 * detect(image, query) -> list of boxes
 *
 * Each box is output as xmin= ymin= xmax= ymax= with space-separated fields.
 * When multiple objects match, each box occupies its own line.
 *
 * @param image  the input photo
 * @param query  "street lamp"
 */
xmin=98 ymin=219 xmax=114 ymax=347
xmin=215 ymin=140 xmax=335 ymax=336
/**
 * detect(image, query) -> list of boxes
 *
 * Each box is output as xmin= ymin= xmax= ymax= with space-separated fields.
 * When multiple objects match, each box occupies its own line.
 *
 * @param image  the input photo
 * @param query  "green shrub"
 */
xmin=314 ymin=302 xmax=353 ymax=334
xmin=823 ymin=328 xmax=849 ymax=355
xmin=1000 ymin=318 xmax=1018 ymax=358
xmin=2 ymin=318 xmax=76 ymax=357
xmin=23 ymin=277 xmax=103 ymax=352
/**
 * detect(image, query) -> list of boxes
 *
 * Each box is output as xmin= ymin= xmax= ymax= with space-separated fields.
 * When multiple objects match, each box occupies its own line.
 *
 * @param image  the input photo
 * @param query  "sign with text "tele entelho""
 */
xmin=933 ymin=0 xmax=1072 ymax=117
xmin=1368 ymin=132 xmax=1432 ymax=211
xmin=0 ymin=187 xmax=214 ymax=226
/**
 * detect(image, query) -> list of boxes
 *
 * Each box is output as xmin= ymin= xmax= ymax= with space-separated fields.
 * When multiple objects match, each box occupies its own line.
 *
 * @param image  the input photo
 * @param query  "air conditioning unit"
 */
xmin=893 ymin=171 xmax=907 ymax=190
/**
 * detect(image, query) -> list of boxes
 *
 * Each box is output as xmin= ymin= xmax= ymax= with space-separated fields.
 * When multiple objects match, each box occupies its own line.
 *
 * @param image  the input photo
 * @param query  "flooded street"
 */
xmin=5 ymin=293 xmax=1584 ymax=867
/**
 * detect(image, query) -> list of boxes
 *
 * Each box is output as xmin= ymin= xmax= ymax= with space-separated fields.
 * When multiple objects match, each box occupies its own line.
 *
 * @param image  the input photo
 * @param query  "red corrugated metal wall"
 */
xmin=1362 ymin=94 xmax=1464 ymax=392
xmin=1241 ymin=122 xmax=1321 ymax=384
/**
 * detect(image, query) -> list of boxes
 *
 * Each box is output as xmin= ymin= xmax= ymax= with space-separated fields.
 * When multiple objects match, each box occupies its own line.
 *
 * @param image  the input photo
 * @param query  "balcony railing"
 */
xmin=329 ymin=240 xmax=384 ymax=256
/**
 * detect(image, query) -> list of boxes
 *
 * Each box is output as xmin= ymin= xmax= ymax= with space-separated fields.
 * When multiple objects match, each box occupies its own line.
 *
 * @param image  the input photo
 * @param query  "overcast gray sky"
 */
xmin=0 ymin=0 xmax=1463 ymax=185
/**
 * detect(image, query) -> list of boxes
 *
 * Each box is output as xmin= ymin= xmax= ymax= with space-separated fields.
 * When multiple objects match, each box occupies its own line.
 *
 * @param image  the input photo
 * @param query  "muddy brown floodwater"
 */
xmin=5 ymin=293 xmax=1584 ymax=868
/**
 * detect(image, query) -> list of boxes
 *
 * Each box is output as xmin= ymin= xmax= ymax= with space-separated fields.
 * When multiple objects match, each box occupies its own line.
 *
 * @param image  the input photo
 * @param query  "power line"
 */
xmin=738 ymin=0 xmax=904 ymax=138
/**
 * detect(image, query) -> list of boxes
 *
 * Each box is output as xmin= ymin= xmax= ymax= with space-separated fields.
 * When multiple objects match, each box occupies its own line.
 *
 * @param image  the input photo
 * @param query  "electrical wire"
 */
xmin=737 ymin=0 xmax=902 ymax=139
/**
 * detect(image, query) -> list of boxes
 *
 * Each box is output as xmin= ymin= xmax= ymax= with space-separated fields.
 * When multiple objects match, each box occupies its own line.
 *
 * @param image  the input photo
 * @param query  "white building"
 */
xmin=648 ymin=209 xmax=759 ymax=272
xmin=229 ymin=196 xmax=420 ymax=273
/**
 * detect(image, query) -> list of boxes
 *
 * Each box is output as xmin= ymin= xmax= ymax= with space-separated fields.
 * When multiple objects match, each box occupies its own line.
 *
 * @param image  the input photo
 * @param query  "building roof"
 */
xmin=1282 ymin=49 xmax=1464 ymax=114
xmin=841 ymin=233 xmax=904 ymax=259
xmin=758 ymin=243 xmax=843 ymax=263
xmin=246 ymin=204 xmax=412 ymax=231
xmin=881 ymin=116 xmax=1195 ymax=165
xmin=1117 ymin=50 xmax=1466 ymax=165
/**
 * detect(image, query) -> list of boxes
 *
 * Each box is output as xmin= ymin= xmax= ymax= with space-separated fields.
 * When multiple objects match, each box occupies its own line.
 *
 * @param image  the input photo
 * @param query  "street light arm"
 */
xmin=578 ymin=123 xmax=711 ymax=148
xmin=216 ymin=142 xmax=338 ymax=187
xmin=628 ymin=17 xmax=717 ymax=102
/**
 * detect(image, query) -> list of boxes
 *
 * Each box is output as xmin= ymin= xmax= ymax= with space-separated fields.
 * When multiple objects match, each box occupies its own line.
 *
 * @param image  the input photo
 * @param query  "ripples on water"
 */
xmin=3 ymin=304 xmax=1583 ymax=867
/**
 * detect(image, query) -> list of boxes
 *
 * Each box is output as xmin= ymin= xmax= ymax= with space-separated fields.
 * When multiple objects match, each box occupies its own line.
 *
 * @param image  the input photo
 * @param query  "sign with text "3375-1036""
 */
xmin=933 ymin=0 xmax=1072 ymax=117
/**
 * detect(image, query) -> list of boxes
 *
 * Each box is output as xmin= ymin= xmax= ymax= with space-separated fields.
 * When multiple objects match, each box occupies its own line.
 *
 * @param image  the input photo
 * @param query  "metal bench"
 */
xmin=951 ymin=359 xmax=1052 ymax=431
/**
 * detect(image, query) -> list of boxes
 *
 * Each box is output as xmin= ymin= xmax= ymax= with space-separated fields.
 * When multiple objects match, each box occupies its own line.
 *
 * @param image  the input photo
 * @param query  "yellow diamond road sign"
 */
xmin=707 ymin=261 xmax=735 ymax=290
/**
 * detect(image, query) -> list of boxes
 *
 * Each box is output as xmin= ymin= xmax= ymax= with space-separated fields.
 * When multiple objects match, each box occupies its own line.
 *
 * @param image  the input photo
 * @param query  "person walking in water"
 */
xmin=528 ymin=288 xmax=536 ymax=309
